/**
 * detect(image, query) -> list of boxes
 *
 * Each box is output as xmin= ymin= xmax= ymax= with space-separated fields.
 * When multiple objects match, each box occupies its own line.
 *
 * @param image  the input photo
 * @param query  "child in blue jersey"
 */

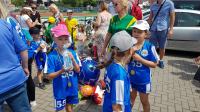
xmin=47 ymin=24 xmax=81 ymax=112
xmin=103 ymin=31 xmax=137 ymax=112
xmin=29 ymin=27 xmax=47 ymax=89
xmin=128 ymin=20 xmax=159 ymax=112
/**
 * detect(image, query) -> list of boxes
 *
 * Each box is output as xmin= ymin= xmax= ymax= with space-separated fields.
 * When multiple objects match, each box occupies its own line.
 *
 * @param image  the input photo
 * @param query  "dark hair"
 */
xmin=29 ymin=27 xmax=40 ymax=34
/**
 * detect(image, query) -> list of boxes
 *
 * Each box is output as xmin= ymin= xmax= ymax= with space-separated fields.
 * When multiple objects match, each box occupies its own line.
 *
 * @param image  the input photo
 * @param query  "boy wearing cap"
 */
xmin=29 ymin=27 xmax=47 ymax=90
xmin=128 ymin=20 xmax=159 ymax=112
xmin=103 ymin=30 xmax=137 ymax=112
xmin=47 ymin=24 xmax=81 ymax=112
xmin=65 ymin=10 xmax=78 ymax=48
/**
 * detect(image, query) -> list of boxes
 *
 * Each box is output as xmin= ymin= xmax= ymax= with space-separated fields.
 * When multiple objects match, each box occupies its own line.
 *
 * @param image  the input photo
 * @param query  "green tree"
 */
xmin=11 ymin=0 xmax=24 ymax=7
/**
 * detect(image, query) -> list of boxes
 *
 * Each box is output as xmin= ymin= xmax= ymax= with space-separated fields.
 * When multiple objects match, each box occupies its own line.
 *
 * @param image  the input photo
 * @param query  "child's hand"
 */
xmin=62 ymin=66 xmax=73 ymax=72
xmin=132 ymin=53 xmax=142 ymax=62
xmin=68 ymin=52 xmax=74 ymax=60
xmin=40 ymin=43 xmax=46 ymax=49
xmin=131 ymin=47 xmax=137 ymax=55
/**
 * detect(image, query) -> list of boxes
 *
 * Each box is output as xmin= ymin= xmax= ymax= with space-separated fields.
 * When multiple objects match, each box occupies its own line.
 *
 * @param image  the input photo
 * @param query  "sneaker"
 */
xmin=30 ymin=101 xmax=37 ymax=107
xmin=38 ymin=83 xmax=46 ymax=90
xmin=158 ymin=60 xmax=164 ymax=69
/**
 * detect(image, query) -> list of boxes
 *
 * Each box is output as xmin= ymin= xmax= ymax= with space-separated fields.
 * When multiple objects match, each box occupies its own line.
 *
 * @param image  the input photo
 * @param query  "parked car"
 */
xmin=143 ymin=8 xmax=200 ymax=52
xmin=167 ymin=9 xmax=200 ymax=52
xmin=172 ymin=0 xmax=200 ymax=10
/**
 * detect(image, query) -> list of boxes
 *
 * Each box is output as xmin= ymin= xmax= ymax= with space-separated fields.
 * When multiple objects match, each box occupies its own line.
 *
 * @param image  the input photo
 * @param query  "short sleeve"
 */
xmin=12 ymin=26 xmax=27 ymax=53
xmin=23 ymin=15 xmax=31 ymax=21
xmin=47 ymin=54 xmax=56 ymax=74
xmin=149 ymin=45 xmax=159 ymax=62
xmin=111 ymin=72 xmax=125 ymax=105
xmin=169 ymin=1 xmax=175 ymax=12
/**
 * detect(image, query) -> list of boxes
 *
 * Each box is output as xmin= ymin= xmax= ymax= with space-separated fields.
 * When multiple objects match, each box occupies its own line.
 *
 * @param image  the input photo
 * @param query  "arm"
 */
xmin=168 ymin=11 xmax=175 ymax=38
xmin=93 ymin=13 xmax=101 ymax=27
xmin=147 ymin=11 xmax=153 ymax=25
xmin=26 ymin=18 xmax=38 ymax=28
xmin=20 ymin=50 xmax=29 ymax=76
xmin=38 ymin=12 xmax=41 ymax=23
xmin=59 ymin=13 xmax=65 ymax=22
xmin=112 ymin=104 xmax=122 ymax=112
xmin=47 ymin=69 xmax=65 ymax=79
xmin=132 ymin=53 xmax=158 ymax=68
xmin=101 ymin=32 xmax=111 ymax=55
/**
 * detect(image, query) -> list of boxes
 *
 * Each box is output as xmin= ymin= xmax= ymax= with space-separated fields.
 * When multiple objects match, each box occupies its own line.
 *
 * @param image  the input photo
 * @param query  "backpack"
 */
xmin=131 ymin=0 xmax=143 ymax=20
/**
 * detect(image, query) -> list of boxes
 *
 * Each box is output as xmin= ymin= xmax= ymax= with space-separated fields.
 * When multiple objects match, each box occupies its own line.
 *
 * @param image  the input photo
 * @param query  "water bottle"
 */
xmin=62 ymin=45 xmax=73 ymax=71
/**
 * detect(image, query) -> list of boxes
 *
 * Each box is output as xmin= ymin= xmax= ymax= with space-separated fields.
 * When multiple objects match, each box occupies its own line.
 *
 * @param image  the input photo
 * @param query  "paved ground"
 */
xmin=3 ymin=51 xmax=200 ymax=112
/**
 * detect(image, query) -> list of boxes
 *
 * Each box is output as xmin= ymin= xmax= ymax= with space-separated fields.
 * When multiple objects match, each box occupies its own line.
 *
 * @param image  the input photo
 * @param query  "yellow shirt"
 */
xmin=65 ymin=18 xmax=78 ymax=42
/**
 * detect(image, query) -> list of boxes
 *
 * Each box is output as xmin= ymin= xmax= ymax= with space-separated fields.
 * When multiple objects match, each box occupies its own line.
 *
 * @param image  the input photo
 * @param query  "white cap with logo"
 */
xmin=131 ymin=20 xmax=150 ymax=31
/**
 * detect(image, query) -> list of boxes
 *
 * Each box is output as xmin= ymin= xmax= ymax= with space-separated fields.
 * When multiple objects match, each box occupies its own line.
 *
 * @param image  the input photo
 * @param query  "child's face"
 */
xmin=32 ymin=34 xmax=40 ymax=39
xmin=132 ymin=28 xmax=147 ymax=42
xmin=54 ymin=36 xmax=69 ymax=49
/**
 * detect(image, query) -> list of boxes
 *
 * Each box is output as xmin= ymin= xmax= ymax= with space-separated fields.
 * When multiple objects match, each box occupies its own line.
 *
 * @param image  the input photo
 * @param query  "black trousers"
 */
xmin=26 ymin=58 xmax=35 ymax=102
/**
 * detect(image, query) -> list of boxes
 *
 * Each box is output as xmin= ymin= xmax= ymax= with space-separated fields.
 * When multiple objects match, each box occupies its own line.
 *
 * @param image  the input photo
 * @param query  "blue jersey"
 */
xmin=103 ymin=62 xmax=131 ymax=112
xmin=47 ymin=49 xmax=81 ymax=99
xmin=128 ymin=41 xmax=159 ymax=85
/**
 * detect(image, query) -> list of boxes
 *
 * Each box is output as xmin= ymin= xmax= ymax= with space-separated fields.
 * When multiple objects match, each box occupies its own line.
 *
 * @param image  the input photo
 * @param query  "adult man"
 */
xmin=0 ymin=18 xmax=31 ymax=111
xmin=65 ymin=9 xmax=78 ymax=46
xmin=148 ymin=0 xmax=175 ymax=68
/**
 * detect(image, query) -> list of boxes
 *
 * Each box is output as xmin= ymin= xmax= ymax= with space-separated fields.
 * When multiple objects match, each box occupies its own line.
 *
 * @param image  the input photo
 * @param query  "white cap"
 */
xmin=131 ymin=20 xmax=150 ymax=31
xmin=67 ymin=9 xmax=73 ymax=13
xmin=23 ymin=7 xmax=33 ymax=12
xmin=110 ymin=31 xmax=137 ymax=52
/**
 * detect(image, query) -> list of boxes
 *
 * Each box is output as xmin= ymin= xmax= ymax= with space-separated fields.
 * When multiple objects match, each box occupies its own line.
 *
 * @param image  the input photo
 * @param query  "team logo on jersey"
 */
xmin=130 ymin=70 xmax=135 ymax=75
xmin=141 ymin=50 xmax=148 ymax=57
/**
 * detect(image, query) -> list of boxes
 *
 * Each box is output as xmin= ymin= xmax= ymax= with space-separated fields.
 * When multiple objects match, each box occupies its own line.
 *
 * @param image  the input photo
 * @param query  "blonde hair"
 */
xmin=0 ymin=1 xmax=8 ymax=18
xmin=100 ymin=1 xmax=108 ymax=11
xmin=49 ymin=3 xmax=59 ymax=12
xmin=118 ymin=0 xmax=128 ymax=9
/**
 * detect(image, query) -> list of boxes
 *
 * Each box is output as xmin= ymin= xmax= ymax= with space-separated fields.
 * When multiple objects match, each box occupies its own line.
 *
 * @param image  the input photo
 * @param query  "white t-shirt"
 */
xmin=18 ymin=14 xmax=32 ymax=30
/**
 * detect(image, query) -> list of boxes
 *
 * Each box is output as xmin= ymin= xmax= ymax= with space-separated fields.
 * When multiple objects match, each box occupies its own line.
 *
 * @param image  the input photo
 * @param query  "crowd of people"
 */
xmin=1 ymin=0 xmax=198 ymax=112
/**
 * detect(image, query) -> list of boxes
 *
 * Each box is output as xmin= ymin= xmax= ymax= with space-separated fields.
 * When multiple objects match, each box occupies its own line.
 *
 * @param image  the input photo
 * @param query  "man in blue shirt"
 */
xmin=148 ymin=0 xmax=175 ymax=68
xmin=0 ymin=19 xmax=31 ymax=111
xmin=103 ymin=31 xmax=137 ymax=112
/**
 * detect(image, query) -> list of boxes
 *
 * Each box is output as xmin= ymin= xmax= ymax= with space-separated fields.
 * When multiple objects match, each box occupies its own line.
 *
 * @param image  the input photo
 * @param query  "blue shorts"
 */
xmin=150 ymin=30 xmax=168 ymax=49
xmin=35 ymin=52 xmax=47 ymax=71
xmin=131 ymin=83 xmax=151 ymax=94
xmin=54 ymin=95 xmax=78 ymax=111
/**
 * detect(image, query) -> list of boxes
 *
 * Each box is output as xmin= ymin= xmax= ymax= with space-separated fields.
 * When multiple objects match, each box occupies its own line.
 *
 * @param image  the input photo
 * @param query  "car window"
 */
xmin=174 ymin=12 xmax=200 ymax=27
xmin=173 ymin=1 xmax=200 ymax=10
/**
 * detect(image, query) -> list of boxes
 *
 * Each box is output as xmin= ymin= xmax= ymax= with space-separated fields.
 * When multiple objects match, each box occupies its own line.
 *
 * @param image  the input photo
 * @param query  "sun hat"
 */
xmin=110 ymin=30 xmax=137 ymax=52
xmin=131 ymin=20 xmax=150 ymax=31
xmin=51 ymin=24 xmax=70 ymax=38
